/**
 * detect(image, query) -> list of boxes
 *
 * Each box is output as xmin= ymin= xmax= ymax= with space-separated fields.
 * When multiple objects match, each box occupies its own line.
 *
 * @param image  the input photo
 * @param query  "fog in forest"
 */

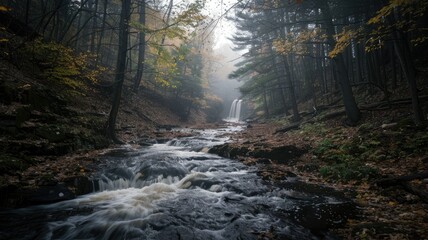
xmin=202 ymin=0 xmax=243 ymax=118
xmin=209 ymin=44 xmax=242 ymax=118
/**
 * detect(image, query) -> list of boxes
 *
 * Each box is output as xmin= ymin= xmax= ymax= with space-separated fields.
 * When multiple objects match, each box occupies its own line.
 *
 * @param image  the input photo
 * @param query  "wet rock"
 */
xmin=156 ymin=138 xmax=170 ymax=144
xmin=251 ymin=145 xmax=306 ymax=163
xmin=256 ymin=158 xmax=271 ymax=164
xmin=297 ymin=164 xmax=320 ymax=172
xmin=288 ymin=201 xmax=356 ymax=233
xmin=277 ymin=181 xmax=348 ymax=200
xmin=64 ymin=176 xmax=94 ymax=195
xmin=0 ymin=184 xmax=19 ymax=207
xmin=138 ymin=160 xmax=189 ymax=182
xmin=210 ymin=144 xmax=306 ymax=164
xmin=137 ymin=138 xmax=157 ymax=146
xmin=25 ymin=184 xmax=75 ymax=204
xmin=157 ymin=124 xmax=178 ymax=131
xmin=208 ymin=144 xmax=249 ymax=159
xmin=283 ymin=171 xmax=298 ymax=178
xmin=1 ymin=184 xmax=75 ymax=208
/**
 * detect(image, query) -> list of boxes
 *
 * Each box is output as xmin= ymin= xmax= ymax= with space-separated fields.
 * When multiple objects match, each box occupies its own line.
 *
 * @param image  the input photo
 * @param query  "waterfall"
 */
xmin=228 ymin=99 xmax=238 ymax=120
xmin=227 ymin=99 xmax=242 ymax=122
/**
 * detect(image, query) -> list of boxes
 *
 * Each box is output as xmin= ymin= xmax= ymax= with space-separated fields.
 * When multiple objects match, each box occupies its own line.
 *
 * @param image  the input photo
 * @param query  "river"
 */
xmin=0 ymin=125 xmax=354 ymax=239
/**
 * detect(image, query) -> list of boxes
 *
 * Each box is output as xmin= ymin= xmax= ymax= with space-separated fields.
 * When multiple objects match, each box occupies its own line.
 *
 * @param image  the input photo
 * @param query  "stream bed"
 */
xmin=0 ymin=125 xmax=355 ymax=239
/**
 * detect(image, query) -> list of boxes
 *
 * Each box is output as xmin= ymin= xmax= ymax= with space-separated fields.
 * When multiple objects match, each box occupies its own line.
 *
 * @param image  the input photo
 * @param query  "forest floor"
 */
xmin=210 ymin=111 xmax=428 ymax=239
xmin=1 ymin=39 xmax=428 ymax=238
xmin=2 ymin=54 xmax=428 ymax=238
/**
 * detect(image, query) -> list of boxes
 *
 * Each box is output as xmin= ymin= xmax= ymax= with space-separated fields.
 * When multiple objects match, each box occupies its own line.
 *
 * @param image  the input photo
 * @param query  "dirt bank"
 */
xmin=210 ymin=119 xmax=428 ymax=239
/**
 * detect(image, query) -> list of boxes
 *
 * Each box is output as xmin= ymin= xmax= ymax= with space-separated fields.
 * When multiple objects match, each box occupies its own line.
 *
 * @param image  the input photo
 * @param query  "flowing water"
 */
xmin=227 ymin=99 xmax=242 ymax=122
xmin=0 ymin=125 xmax=354 ymax=240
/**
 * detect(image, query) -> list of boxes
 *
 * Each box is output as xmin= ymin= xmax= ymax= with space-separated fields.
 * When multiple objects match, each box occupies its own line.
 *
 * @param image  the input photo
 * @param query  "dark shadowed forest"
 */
xmin=0 ymin=0 xmax=427 ymax=239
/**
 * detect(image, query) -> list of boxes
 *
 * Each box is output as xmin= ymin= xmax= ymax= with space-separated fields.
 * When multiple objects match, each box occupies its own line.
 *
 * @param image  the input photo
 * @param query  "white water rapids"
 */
xmin=0 ymin=125 xmax=354 ymax=239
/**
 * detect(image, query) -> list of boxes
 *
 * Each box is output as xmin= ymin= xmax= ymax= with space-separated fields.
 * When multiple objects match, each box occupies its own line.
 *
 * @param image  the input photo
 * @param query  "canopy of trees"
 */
xmin=229 ymin=0 xmax=427 ymax=126
xmin=0 ymin=0 xmax=221 ymax=141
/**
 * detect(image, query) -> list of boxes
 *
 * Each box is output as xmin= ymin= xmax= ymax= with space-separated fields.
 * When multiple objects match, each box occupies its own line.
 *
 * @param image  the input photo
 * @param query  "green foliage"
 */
xmin=403 ymin=132 xmax=428 ymax=154
xmin=314 ymin=135 xmax=379 ymax=181
xmin=314 ymin=120 xmax=428 ymax=182
xmin=21 ymin=39 xmax=101 ymax=92
xmin=313 ymin=139 xmax=336 ymax=156
xmin=147 ymin=46 xmax=179 ymax=87
xmin=300 ymin=123 xmax=328 ymax=135
xmin=319 ymin=161 xmax=378 ymax=182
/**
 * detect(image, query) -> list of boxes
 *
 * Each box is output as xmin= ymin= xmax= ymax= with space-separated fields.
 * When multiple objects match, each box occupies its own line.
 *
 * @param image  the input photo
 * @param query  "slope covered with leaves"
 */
xmin=211 ymin=101 xmax=428 ymax=239
xmin=0 ymin=37 xmax=208 ymax=207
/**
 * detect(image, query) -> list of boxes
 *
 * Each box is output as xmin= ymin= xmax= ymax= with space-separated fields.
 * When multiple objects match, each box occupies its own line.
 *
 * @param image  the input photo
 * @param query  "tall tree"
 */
xmin=319 ymin=0 xmax=361 ymax=124
xmin=105 ymin=0 xmax=132 ymax=143
xmin=133 ymin=0 xmax=146 ymax=92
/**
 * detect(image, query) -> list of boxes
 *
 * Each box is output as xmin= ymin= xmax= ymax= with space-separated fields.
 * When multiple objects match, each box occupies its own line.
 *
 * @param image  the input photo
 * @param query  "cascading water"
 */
xmin=235 ymin=99 xmax=242 ymax=120
xmin=0 ymin=126 xmax=355 ymax=240
xmin=228 ymin=99 xmax=238 ymax=120
xmin=227 ymin=99 xmax=242 ymax=122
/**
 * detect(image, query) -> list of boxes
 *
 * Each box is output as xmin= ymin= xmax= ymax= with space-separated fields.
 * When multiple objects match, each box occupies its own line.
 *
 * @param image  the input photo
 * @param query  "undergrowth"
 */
xmin=18 ymin=38 xmax=105 ymax=95
xmin=310 ymin=120 xmax=428 ymax=182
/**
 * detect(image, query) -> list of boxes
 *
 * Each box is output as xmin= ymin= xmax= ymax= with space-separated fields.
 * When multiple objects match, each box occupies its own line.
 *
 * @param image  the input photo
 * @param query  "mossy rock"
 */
xmin=251 ymin=145 xmax=306 ymax=163
xmin=208 ymin=143 xmax=248 ymax=159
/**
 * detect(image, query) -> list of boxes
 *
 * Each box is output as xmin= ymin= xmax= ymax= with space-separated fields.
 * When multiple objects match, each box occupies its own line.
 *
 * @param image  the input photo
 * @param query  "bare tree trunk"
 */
xmin=279 ymin=9 xmax=300 ymax=121
xmin=25 ymin=0 xmax=30 ymax=24
xmin=90 ymin=0 xmax=99 ymax=52
xmin=95 ymin=0 xmax=108 ymax=67
xmin=106 ymin=0 xmax=131 ymax=143
xmin=320 ymin=1 xmax=361 ymax=124
xmin=283 ymin=55 xmax=301 ymax=121
xmin=132 ymin=0 xmax=146 ymax=92
xmin=391 ymin=45 xmax=397 ymax=89
xmin=263 ymin=86 xmax=270 ymax=118
xmin=392 ymin=30 xmax=425 ymax=126
xmin=58 ymin=0 xmax=90 ymax=43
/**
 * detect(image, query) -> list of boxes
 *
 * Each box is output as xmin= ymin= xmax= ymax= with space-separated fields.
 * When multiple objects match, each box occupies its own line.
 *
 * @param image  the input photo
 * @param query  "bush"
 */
xmin=313 ymin=138 xmax=336 ymax=156
xmin=20 ymin=39 xmax=102 ymax=91
xmin=319 ymin=161 xmax=378 ymax=182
